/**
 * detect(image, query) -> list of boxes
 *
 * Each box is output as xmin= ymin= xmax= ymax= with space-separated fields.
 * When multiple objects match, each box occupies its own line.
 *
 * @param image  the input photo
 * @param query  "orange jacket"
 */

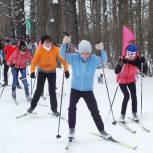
xmin=31 ymin=46 xmax=68 ymax=73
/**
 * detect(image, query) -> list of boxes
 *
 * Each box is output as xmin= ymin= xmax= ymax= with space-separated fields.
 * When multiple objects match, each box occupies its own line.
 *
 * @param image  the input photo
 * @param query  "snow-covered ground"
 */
xmin=0 ymin=67 xmax=153 ymax=153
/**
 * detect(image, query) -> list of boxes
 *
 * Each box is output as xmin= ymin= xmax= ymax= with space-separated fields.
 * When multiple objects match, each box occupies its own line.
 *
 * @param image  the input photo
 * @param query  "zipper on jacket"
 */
xmin=81 ymin=63 xmax=85 ymax=91
xmin=19 ymin=55 xmax=23 ymax=69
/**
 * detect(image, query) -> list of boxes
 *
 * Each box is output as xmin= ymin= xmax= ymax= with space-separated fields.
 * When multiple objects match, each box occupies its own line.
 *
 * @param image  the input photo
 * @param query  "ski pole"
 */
xmin=0 ymin=69 xmax=12 ymax=99
xmin=0 ymin=65 xmax=2 ymax=85
xmin=0 ymin=85 xmax=6 ymax=98
xmin=30 ymin=69 xmax=38 ymax=98
xmin=56 ymin=32 xmax=69 ymax=139
xmin=100 ymin=52 xmax=116 ymax=125
xmin=32 ymin=69 xmax=38 ymax=91
xmin=140 ymin=63 xmax=143 ymax=116
xmin=31 ymin=78 xmax=33 ymax=99
xmin=106 ymin=86 xmax=118 ymax=122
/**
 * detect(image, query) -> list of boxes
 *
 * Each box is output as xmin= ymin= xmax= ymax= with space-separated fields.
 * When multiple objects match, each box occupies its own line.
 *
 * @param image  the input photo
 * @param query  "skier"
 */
xmin=115 ymin=43 xmax=147 ymax=123
xmin=2 ymin=39 xmax=21 ymax=88
xmin=7 ymin=40 xmax=32 ymax=101
xmin=25 ymin=38 xmax=35 ymax=56
xmin=27 ymin=35 xmax=69 ymax=115
xmin=60 ymin=36 xmax=111 ymax=139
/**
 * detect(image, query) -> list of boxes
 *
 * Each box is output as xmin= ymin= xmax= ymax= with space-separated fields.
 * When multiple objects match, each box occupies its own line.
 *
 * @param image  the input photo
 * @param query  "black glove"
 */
xmin=65 ymin=71 xmax=70 ymax=79
xmin=30 ymin=72 xmax=36 ymax=78
xmin=10 ymin=63 xmax=15 ymax=68
xmin=140 ymin=56 xmax=145 ymax=63
xmin=122 ymin=58 xmax=128 ymax=64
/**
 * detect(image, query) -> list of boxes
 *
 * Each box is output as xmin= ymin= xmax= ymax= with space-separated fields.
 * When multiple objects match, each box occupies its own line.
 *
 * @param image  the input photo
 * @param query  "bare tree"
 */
xmin=78 ymin=0 xmax=90 ymax=40
xmin=12 ymin=0 xmax=26 ymax=36
xmin=148 ymin=0 xmax=153 ymax=57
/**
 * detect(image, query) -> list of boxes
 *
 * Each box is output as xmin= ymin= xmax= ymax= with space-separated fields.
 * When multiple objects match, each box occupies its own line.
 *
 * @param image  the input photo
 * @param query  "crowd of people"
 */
xmin=0 ymin=34 xmax=148 ymax=140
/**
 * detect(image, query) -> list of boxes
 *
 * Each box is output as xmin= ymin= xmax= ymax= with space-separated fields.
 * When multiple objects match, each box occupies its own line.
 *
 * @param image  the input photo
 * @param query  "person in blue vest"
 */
xmin=60 ymin=36 xmax=111 ymax=139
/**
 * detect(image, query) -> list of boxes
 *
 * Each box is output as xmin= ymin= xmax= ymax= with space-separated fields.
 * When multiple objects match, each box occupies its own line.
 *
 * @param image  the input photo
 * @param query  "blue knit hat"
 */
xmin=126 ymin=44 xmax=137 ymax=53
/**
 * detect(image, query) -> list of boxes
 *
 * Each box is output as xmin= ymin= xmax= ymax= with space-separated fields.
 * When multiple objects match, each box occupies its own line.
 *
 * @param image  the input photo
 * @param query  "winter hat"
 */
xmin=126 ymin=44 xmax=137 ymax=53
xmin=78 ymin=40 xmax=92 ymax=54
xmin=11 ymin=40 xmax=17 ymax=45
xmin=19 ymin=41 xmax=27 ymax=52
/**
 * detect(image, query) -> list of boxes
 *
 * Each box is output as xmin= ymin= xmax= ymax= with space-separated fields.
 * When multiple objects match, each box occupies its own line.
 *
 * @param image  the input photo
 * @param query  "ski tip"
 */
xmin=133 ymin=145 xmax=138 ymax=150
xmin=132 ymin=131 xmax=136 ymax=134
xmin=112 ymin=121 xmax=117 ymax=125
xmin=56 ymin=134 xmax=62 ymax=139
xmin=65 ymin=147 xmax=69 ymax=150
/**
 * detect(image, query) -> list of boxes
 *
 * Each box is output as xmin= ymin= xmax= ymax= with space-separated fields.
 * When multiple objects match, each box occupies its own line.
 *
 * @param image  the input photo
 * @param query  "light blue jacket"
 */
xmin=60 ymin=43 xmax=107 ymax=91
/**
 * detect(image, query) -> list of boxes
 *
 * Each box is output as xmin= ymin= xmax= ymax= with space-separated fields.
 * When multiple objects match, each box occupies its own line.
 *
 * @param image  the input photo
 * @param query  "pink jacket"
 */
xmin=7 ymin=49 xmax=32 ymax=69
xmin=116 ymin=64 xmax=138 ymax=84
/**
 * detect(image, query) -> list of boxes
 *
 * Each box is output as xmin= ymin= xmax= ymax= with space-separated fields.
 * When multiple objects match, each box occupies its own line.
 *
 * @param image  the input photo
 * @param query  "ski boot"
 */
xmin=132 ymin=113 xmax=139 ymax=122
xmin=68 ymin=128 xmax=75 ymax=138
xmin=2 ymin=81 xmax=8 ymax=87
xmin=100 ymin=130 xmax=111 ymax=140
xmin=26 ymin=95 xmax=32 ymax=102
xmin=12 ymin=91 xmax=16 ymax=99
xmin=52 ymin=110 xmax=60 ymax=117
xmin=27 ymin=107 xmax=34 ymax=113
xmin=119 ymin=114 xmax=126 ymax=123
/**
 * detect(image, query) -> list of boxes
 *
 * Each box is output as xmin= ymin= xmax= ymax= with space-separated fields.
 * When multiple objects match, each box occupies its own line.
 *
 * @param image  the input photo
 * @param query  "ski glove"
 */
xmin=30 ymin=72 xmax=36 ymax=78
xmin=10 ymin=63 xmax=15 ymax=68
xmin=65 ymin=71 xmax=70 ymax=79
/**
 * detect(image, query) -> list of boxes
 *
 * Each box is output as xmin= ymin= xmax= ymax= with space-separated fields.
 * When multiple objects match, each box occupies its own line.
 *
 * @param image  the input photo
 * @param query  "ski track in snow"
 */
xmin=0 ymin=68 xmax=153 ymax=153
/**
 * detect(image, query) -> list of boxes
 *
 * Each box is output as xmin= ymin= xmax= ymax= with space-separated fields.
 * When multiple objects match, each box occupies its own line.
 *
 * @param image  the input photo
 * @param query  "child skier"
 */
xmin=115 ymin=43 xmax=147 ymax=122
xmin=7 ymin=41 xmax=32 ymax=101
xmin=27 ymin=35 xmax=69 ymax=115
xmin=60 ymin=36 xmax=111 ymax=139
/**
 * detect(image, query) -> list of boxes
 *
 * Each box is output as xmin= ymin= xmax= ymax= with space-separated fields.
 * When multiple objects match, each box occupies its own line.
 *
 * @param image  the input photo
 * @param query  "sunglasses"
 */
xmin=126 ymin=52 xmax=136 ymax=56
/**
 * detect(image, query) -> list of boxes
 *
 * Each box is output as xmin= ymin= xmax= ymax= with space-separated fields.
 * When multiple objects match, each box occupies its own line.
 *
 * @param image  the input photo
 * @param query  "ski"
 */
xmin=16 ymin=112 xmax=37 ymax=119
xmin=117 ymin=121 xmax=136 ymax=134
xmin=128 ymin=117 xmax=150 ymax=133
xmin=0 ymin=85 xmax=11 ymax=88
xmin=48 ymin=113 xmax=68 ymax=121
xmin=91 ymin=132 xmax=137 ymax=150
xmin=65 ymin=137 xmax=74 ymax=150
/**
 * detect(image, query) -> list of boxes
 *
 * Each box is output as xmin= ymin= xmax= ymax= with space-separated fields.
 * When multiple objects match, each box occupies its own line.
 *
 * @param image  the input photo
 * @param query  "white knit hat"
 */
xmin=78 ymin=40 xmax=92 ymax=53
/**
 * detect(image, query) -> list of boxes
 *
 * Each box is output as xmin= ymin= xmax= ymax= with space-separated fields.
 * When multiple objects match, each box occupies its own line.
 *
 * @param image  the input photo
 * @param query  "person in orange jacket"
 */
xmin=27 ymin=35 xmax=69 ymax=115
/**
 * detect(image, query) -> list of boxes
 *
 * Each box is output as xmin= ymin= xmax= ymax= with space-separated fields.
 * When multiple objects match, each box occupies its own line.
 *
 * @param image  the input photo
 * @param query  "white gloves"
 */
xmin=63 ymin=36 xmax=71 ymax=44
xmin=95 ymin=42 xmax=104 ymax=50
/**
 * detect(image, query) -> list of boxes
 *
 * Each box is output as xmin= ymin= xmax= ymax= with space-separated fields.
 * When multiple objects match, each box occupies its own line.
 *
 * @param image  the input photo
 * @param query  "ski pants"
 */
xmin=30 ymin=71 xmax=58 ymax=112
xmin=119 ymin=82 xmax=137 ymax=115
xmin=68 ymin=88 xmax=104 ymax=131
xmin=12 ymin=68 xmax=29 ymax=96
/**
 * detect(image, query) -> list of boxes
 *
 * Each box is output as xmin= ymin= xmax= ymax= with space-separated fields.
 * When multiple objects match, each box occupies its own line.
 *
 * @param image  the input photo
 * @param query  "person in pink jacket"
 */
xmin=7 ymin=41 xmax=32 ymax=101
xmin=115 ymin=43 xmax=147 ymax=122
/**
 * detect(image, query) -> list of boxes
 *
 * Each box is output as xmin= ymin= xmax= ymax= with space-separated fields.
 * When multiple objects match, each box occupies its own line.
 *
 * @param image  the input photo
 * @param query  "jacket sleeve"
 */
xmin=30 ymin=48 xmax=41 ymax=73
xmin=56 ymin=48 xmax=68 ymax=71
xmin=59 ymin=43 xmax=76 ymax=65
xmin=115 ymin=59 xmax=123 ymax=74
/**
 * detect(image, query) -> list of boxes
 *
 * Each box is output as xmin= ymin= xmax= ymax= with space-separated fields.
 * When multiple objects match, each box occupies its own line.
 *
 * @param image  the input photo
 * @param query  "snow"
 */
xmin=0 ymin=67 xmax=153 ymax=153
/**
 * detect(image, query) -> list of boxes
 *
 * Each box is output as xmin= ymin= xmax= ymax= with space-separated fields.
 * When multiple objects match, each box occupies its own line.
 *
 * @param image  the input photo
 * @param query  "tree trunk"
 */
xmin=30 ymin=0 xmax=36 ymax=41
xmin=78 ymin=0 xmax=90 ymax=40
xmin=13 ymin=0 xmax=26 ymax=36
xmin=148 ymin=0 xmax=153 ymax=57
